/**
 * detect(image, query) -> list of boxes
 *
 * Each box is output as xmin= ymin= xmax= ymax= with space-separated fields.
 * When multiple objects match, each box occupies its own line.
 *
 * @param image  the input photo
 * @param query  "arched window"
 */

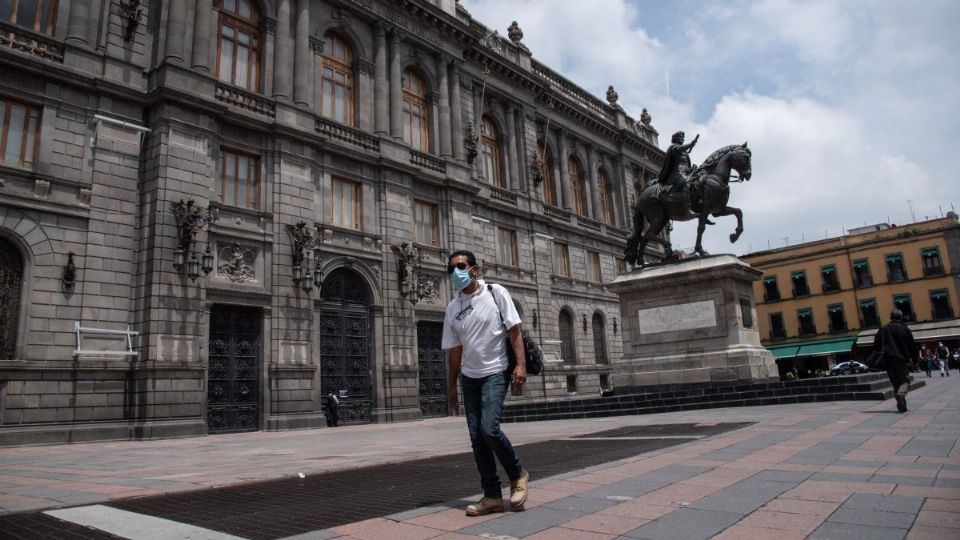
xmin=217 ymin=0 xmax=262 ymax=92
xmin=559 ymin=309 xmax=577 ymax=364
xmin=1 ymin=0 xmax=57 ymax=35
xmin=598 ymin=169 xmax=611 ymax=224
xmin=539 ymin=142 xmax=556 ymax=206
xmin=0 ymin=237 xmax=23 ymax=360
xmin=481 ymin=117 xmax=504 ymax=187
xmin=592 ymin=313 xmax=608 ymax=364
xmin=402 ymin=69 xmax=430 ymax=152
xmin=569 ymin=157 xmax=586 ymax=216
xmin=321 ymin=32 xmax=355 ymax=126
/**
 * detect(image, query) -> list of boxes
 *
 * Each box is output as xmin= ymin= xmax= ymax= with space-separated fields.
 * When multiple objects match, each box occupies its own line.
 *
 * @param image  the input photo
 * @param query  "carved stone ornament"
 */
xmin=606 ymin=85 xmax=619 ymax=106
xmin=119 ymin=0 xmax=142 ymax=41
xmin=394 ymin=242 xmax=423 ymax=303
xmin=217 ymin=244 xmax=256 ymax=283
xmin=507 ymin=21 xmax=524 ymax=44
xmin=463 ymin=121 xmax=478 ymax=164
xmin=33 ymin=179 xmax=50 ymax=199
xmin=529 ymin=151 xmax=545 ymax=188
xmin=640 ymin=107 xmax=652 ymax=126
xmin=286 ymin=221 xmax=317 ymax=270
xmin=417 ymin=273 xmax=441 ymax=305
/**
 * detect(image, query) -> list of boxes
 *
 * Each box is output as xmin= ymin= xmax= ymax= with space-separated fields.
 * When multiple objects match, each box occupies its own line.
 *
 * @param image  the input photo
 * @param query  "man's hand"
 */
xmin=448 ymin=385 xmax=459 ymax=412
xmin=511 ymin=364 xmax=527 ymax=392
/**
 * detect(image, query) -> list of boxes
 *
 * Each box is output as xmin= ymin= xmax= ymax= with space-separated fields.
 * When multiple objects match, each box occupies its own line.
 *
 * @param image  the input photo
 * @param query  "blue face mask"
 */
xmin=451 ymin=267 xmax=473 ymax=290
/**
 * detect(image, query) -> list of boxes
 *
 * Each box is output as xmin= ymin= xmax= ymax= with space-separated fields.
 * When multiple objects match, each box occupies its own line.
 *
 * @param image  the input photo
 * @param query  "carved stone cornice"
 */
xmin=309 ymin=37 xmax=324 ymax=54
xmin=355 ymin=59 xmax=375 ymax=75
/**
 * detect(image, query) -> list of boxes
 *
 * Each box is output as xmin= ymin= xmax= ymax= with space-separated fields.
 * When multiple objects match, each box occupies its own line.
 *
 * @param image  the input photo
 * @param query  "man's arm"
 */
xmin=508 ymin=324 xmax=526 ymax=391
xmin=683 ymin=134 xmax=700 ymax=151
xmin=447 ymin=346 xmax=462 ymax=411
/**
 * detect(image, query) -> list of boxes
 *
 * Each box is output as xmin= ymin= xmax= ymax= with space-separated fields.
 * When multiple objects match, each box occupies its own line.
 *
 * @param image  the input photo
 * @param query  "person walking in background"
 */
xmin=874 ymin=309 xmax=919 ymax=413
xmin=920 ymin=345 xmax=933 ymax=377
xmin=442 ymin=249 xmax=529 ymax=516
xmin=953 ymin=346 xmax=960 ymax=374
xmin=325 ymin=392 xmax=340 ymax=427
xmin=936 ymin=342 xmax=950 ymax=377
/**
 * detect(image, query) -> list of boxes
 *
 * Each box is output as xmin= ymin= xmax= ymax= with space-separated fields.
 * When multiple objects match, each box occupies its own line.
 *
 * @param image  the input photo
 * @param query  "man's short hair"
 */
xmin=890 ymin=309 xmax=904 ymax=321
xmin=448 ymin=249 xmax=477 ymax=267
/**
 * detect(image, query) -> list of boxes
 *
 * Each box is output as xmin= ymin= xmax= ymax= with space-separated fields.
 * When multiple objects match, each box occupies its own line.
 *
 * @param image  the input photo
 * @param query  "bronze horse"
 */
xmin=625 ymin=143 xmax=753 ymax=266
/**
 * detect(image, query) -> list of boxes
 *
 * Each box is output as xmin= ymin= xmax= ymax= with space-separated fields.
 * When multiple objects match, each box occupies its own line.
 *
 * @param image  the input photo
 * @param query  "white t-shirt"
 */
xmin=442 ymin=280 xmax=522 ymax=378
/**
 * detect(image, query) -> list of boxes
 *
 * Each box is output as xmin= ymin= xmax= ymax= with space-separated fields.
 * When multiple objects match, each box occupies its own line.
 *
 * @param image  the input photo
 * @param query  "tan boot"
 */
xmin=465 ymin=497 xmax=504 ymax=516
xmin=509 ymin=470 xmax=529 ymax=510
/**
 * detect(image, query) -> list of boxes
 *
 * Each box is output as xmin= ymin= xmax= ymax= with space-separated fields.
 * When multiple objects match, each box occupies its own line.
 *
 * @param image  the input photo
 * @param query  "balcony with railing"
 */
xmin=854 ymin=274 xmax=874 ymax=288
xmin=0 ymin=20 xmax=64 ymax=63
xmin=489 ymin=185 xmax=517 ymax=205
xmin=531 ymin=60 xmax=615 ymax=122
xmin=544 ymin=205 xmax=571 ymax=221
xmin=578 ymin=216 xmax=603 ymax=232
xmin=410 ymin=150 xmax=446 ymax=173
xmin=608 ymin=226 xmax=630 ymax=238
xmin=215 ymin=83 xmax=276 ymax=118
xmin=763 ymin=289 xmax=781 ymax=302
xmin=315 ymin=117 xmax=380 ymax=152
xmin=792 ymin=285 xmax=811 ymax=297
xmin=798 ymin=324 xmax=817 ymax=337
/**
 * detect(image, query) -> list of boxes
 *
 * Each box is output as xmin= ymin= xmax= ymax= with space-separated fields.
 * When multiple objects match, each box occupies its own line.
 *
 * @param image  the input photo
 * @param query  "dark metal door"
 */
xmin=417 ymin=322 xmax=447 ymax=418
xmin=592 ymin=314 xmax=608 ymax=364
xmin=319 ymin=269 xmax=372 ymax=424
xmin=207 ymin=305 xmax=261 ymax=433
xmin=0 ymin=238 xmax=23 ymax=360
xmin=559 ymin=310 xmax=577 ymax=364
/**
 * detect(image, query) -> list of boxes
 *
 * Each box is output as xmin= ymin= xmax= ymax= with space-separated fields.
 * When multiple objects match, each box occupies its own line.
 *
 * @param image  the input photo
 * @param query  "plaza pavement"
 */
xmin=0 ymin=373 xmax=958 ymax=539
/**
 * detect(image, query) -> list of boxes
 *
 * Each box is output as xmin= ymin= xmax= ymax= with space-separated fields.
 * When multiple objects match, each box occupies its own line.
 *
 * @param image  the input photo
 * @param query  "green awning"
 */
xmin=853 ymin=260 xmax=868 ymax=269
xmin=768 ymin=345 xmax=800 ymax=359
xmin=796 ymin=337 xmax=857 ymax=358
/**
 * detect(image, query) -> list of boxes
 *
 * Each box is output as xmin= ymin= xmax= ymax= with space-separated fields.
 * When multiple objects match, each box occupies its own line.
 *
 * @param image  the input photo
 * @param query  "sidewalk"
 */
xmin=1 ymin=374 xmax=958 ymax=539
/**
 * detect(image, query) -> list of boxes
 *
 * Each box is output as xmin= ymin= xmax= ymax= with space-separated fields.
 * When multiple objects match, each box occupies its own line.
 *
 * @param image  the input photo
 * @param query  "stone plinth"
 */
xmin=608 ymin=255 xmax=777 ymax=386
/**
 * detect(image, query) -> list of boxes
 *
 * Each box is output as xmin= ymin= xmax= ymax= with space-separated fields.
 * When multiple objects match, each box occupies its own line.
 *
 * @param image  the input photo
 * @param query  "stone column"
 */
xmin=273 ymin=0 xmax=293 ymax=101
xmin=388 ymin=31 xmax=403 ymax=139
xmin=164 ymin=0 xmax=190 ymax=62
xmin=357 ymin=61 xmax=374 ymax=131
xmin=615 ymin=158 xmax=628 ymax=228
xmin=450 ymin=62 xmax=464 ymax=160
xmin=66 ymin=0 xmax=91 ymax=46
xmin=430 ymin=92 xmax=441 ymax=153
xmin=558 ymin=131 xmax=572 ymax=210
xmin=293 ymin=0 xmax=310 ymax=107
xmin=589 ymin=147 xmax=602 ymax=221
xmin=191 ymin=0 xmax=213 ymax=71
xmin=374 ymin=25 xmax=389 ymax=135
xmin=436 ymin=56 xmax=452 ymax=157
xmin=506 ymin=103 xmax=519 ymax=191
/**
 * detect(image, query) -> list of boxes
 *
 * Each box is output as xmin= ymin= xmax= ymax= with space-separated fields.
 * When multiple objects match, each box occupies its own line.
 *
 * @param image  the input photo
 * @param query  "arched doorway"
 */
xmin=593 ymin=313 xmax=608 ymax=364
xmin=0 ymin=237 xmax=23 ymax=360
xmin=559 ymin=309 xmax=577 ymax=364
xmin=319 ymin=268 xmax=373 ymax=424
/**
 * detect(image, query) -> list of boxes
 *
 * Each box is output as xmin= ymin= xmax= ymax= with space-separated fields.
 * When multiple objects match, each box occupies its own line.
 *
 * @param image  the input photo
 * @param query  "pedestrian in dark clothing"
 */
xmin=873 ymin=309 xmax=919 ymax=413
xmin=325 ymin=392 xmax=340 ymax=427
xmin=936 ymin=342 xmax=950 ymax=377
xmin=920 ymin=345 xmax=933 ymax=377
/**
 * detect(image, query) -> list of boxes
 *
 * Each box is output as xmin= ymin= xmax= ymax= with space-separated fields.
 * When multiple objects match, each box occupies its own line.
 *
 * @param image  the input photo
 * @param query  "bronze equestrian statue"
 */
xmin=625 ymin=137 xmax=753 ymax=267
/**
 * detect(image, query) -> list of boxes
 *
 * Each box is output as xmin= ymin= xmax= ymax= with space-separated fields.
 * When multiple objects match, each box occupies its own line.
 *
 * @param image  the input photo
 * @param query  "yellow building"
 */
xmin=741 ymin=215 xmax=960 ymax=377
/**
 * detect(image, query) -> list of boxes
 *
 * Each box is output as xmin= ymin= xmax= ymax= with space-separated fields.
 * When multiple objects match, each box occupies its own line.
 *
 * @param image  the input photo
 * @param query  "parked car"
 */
xmin=829 ymin=361 xmax=874 ymax=376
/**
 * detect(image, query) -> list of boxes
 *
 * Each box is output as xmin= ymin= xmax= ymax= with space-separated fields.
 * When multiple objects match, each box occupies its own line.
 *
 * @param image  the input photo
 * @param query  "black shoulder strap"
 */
xmin=487 ymin=284 xmax=507 ymax=329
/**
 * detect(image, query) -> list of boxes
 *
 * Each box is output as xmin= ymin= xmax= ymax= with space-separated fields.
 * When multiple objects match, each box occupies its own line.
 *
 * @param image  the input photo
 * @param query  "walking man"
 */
xmin=936 ymin=342 xmax=950 ymax=377
xmin=442 ymin=249 xmax=529 ymax=516
xmin=873 ymin=309 xmax=918 ymax=412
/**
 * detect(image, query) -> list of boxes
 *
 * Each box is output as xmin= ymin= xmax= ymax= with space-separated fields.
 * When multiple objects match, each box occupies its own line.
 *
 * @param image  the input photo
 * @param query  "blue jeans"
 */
xmin=461 ymin=372 xmax=523 ymax=498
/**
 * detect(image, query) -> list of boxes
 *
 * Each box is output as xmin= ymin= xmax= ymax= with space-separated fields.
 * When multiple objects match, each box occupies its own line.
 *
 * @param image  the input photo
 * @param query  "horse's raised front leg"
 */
xmin=713 ymin=206 xmax=744 ymax=243
xmin=694 ymin=214 xmax=710 ymax=256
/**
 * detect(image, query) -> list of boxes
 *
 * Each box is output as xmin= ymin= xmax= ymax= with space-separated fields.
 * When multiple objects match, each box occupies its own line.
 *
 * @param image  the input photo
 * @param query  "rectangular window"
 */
xmin=497 ymin=227 xmax=518 ymax=267
xmin=922 ymin=247 xmax=944 ymax=277
xmin=852 ymin=258 xmax=873 ymax=287
xmin=332 ymin=177 xmax=361 ymax=230
xmin=791 ymin=270 xmax=810 ymax=297
xmin=797 ymin=307 xmax=816 ymax=336
xmin=553 ymin=242 xmax=570 ymax=277
xmin=893 ymin=294 xmax=914 ymax=322
xmin=0 ymin=97 xmax=41 ymax=171
xmin=414 ymin=200 xmax=438 ymax=246
xmin=599 ymin=373 xmax=610 ymax=390
xmin=587 ymin=250 xmax=601 ymax=282
xmin=930 ymin=289 xmax=953 ymax=320
xmin=762 ymin=275 xmax=780 ymax=301
xmin=860 ymin=298 xmax=880 ymax=328
xmin=821 ymin=264 xmax=839 ymax=292
xmin=566 ymin=375 xmax=577 ymax=393
xmin=886 ymin=253 xmax=907 ymax=282
xmin=2 ymin=0 xmax=57 ymax=35
xmin=220 ymin=149 xmax=260 ymax=209
xmin=615 ymin=257 xmax=626 ymax=275
xmin=828 ymin=304 xmax=846 ymax=332
xmin=769 ymin=312 xmax=786 ymax=339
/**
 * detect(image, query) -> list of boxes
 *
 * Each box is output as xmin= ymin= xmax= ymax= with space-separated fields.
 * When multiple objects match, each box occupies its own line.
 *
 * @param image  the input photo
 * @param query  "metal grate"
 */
xmin=0 ymin=513 xmax=124 ymax=540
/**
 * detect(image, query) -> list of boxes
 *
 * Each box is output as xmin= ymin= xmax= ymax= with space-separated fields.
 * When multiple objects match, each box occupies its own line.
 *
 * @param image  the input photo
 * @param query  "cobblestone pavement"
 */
xmin=0 ymin=373 xmax=958 ymax=539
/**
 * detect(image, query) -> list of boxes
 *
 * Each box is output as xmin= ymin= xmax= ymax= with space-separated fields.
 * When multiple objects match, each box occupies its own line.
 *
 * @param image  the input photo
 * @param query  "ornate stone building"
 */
xmin=0 ymin=0 xmax=664 ymax=445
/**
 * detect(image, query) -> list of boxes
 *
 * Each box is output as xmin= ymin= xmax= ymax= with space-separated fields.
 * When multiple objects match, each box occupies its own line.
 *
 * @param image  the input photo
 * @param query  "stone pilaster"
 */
xmin=388 ymin=30 xmax=402 ymax=139
xmin=558 ymin=130 xmax=572 ymax=210
xmin=65 ymin=0 xmax=91 ymax=46
xmin=374 ymin=24 xmax=389 ymax=135
xmin=191 ymin=0 xmax=214 ymax=71
xmin=589 ymin=146 xmax=601 ymax=221
xmin=437 ymin=55 xmax=452 ymax=157
xmin=293 ymin=0 xmax=310 ymax=107
xmin=272 ymin=0 xmax=293 ymax=101
xmin=164 ymin=0 xmax=191 ymax=63
xmin=450 ymin=62 xmax=464 ymax=160
xmin=506 ymin=103 xmax=519 ymax=191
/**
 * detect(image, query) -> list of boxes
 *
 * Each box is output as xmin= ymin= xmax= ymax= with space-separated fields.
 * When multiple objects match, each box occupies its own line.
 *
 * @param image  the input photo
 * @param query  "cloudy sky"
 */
xmin=461 ymin=0 xmax=960 ymax=255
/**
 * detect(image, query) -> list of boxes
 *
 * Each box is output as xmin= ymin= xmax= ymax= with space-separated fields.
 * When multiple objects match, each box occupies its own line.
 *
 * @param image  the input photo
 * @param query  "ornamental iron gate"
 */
xmin=593 ymin=313 xmax=608 ymax=364
xmin=559 ymin=309 xmax=577 ymax=364
xmin=0 ymin=238 xmax=22 ymax=360
xmin=207 ymin=305 xmax=261 ymax=433
xmin=319 ymin=269 xmax=372 ymax=425
xmin=417 ymin=321 xmax=447 ymax=418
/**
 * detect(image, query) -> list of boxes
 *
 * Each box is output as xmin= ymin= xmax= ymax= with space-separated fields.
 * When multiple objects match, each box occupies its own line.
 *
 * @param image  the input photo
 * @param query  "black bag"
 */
xmin=865 ymin=350 xmax=886 ymax=370
xmin=487 ymin=285 xmax=544 ymax=375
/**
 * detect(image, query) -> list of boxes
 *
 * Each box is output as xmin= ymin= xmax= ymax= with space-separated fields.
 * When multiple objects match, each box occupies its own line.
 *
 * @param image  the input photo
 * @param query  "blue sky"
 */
xmin=462 ymin=0 xmax=960 ymax=255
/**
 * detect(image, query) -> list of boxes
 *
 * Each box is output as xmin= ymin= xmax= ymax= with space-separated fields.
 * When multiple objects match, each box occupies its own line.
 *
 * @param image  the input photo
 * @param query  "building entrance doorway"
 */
xmin=417 ymin=321 xmax=447 ymax=418
xmin=319 ymin=268 xmax=372 ymax=424
xmin=207 ymin=305 xmax=261 ymax=433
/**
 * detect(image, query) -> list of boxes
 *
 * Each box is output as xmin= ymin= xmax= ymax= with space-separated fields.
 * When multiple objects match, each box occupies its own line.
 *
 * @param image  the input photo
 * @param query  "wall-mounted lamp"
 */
xmin=287 ymin=222 xmax=323 ymax=295
xmin=531 ymin=309 xmax=538 ymax=330
xmin=529 ymin=151 xmax=545 ymax=188
xmin=62 ymin=252 xmax=77 ymax=290
xmin=119 ymin=0 xmax=142 ymax=41
xmin=172 ymin=199 xmax=217 ymax=281
xmin=394 ymin=242 xmax=425 ymax=306
xmin=612 ymin=316 xmax=619 ymax=336
xmin=582 ymin=313 xmax=588 ymax=334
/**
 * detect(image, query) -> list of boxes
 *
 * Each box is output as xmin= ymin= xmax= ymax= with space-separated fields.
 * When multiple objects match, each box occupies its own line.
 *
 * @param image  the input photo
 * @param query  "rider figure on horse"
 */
xmin=657 ymin=131 xmax=701 ymax=213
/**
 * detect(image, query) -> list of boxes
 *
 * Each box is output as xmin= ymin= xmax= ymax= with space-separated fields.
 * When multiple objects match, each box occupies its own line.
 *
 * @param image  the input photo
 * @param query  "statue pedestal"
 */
xmin=608 ymin=255 xmax=777 ymax=386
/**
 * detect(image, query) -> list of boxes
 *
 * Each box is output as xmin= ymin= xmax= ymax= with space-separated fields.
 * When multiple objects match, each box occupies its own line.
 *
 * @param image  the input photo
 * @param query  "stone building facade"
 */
xmin=0 ymin=0 xmax=665 ymax=445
